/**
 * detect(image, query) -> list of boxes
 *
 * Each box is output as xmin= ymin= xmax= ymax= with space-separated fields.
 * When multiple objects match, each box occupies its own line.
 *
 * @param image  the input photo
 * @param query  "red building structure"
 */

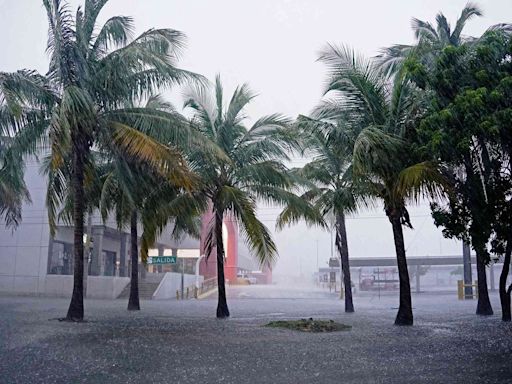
xmin=198 ymin=210 xmax=272 ymax=284
xmin=198 ymin=211 xmax=239 ymax=283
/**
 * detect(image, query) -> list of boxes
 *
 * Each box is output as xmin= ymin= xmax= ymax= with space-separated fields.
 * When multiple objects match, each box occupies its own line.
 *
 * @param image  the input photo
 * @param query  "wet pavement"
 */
xmin=0 ymin=285 xmax=511 ymax=383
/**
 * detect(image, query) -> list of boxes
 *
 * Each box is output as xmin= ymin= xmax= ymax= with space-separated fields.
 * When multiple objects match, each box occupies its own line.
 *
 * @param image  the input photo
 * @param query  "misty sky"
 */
xmin=1 ymin=0 xmax=511 ymax=278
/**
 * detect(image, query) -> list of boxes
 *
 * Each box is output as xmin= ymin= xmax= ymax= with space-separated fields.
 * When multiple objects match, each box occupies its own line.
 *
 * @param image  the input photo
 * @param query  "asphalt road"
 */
xmin=1 ymin=285 xmax=511 ymax=384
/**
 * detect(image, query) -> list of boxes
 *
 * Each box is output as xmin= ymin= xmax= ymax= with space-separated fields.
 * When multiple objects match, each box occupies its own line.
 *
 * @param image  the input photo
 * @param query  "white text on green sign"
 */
xmin=148 ymin=256 xmax=177 ymax=265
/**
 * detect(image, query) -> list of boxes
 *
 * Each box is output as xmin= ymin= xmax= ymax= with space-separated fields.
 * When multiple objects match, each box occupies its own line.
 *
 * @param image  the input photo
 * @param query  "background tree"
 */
xmin=377 ymin=3 xmax=510 ymax=76
xmin=409 ymin=31 xmax=512 ymax=317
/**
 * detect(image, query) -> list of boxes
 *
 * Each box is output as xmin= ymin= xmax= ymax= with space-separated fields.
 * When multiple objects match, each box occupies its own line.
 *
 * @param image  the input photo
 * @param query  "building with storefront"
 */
xmin=0 ymin=156 xmax=271 ymax=298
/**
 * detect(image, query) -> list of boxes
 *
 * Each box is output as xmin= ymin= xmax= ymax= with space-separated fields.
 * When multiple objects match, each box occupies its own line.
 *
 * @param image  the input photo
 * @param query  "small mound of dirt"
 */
xmin=264 ymin=318 xmax=351 ymax=333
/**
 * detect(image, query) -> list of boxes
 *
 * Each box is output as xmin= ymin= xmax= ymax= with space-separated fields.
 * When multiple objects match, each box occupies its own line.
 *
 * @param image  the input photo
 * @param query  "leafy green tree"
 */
xmin=412 ymin=31 xmax=512 ymax=318
xmin=319 ymin=45 xmax=447 ymax=325
xmin=0 ymin=0 xmax=198 ymax=321
xmin=184 ymin=76 xmax=305 ymax=318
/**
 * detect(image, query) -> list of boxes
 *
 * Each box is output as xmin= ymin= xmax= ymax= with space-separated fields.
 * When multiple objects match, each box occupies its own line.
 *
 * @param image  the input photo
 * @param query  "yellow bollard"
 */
xmin=176 ymin=290 xmax=180 ymax=300
xmin=457 ymin=280 xmax=464 ymax=300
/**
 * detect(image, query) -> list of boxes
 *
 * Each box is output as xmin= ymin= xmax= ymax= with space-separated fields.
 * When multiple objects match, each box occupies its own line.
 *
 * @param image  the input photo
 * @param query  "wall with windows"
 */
xmin=0 ymin=157 xmax=49 ymax=294
xmin=0 ymin=155 xmax=202 ymax=296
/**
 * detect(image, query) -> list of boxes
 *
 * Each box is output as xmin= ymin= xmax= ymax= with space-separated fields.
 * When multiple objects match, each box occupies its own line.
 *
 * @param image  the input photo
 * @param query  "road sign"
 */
xmin=328 ymin=257 xmax=340 ymax=268
xmin=147 ymin=256 xmax=177 ymax=265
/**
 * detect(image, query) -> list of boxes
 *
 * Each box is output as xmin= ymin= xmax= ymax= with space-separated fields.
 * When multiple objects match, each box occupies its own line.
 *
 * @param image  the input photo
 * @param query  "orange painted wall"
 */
xmin=199 ymin=210 xmax=239 ymax=283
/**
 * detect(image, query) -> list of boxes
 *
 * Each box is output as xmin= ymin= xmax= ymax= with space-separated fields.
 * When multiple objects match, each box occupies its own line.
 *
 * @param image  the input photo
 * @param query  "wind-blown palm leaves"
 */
xmin=0 ymin=0 xmax=201 ymax=321
xmin=184 ymin=75 xmax=304 ymax=318
xmin=319 ymin=44 xmax=448 ymax=325
xmin=377 ymin=3 xmax=511 ymax=76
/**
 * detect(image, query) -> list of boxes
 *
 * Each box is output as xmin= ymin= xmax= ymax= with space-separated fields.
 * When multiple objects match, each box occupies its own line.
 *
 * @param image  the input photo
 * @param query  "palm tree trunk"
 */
xmin=499 ymin=238 xmax=511 ymax=322
xmin=65 ymin=146 xmax=85 ymax=321
xmin=475 ymin=248 xmax=493 ymax=316
xmin=214 ymin=206 xmax=230 ymax=318
xmin=335 ymin=213 xmax=354 ymax=313
xmin=389 ymin=214 xmax=413 ymax=326
xmin=128 ymin=211 xmax=140 ymax=311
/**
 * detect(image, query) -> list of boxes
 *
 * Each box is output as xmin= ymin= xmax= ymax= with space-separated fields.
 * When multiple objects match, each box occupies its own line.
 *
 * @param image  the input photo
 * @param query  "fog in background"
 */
xmin=1 ymin=0 xmax=511 ymax=281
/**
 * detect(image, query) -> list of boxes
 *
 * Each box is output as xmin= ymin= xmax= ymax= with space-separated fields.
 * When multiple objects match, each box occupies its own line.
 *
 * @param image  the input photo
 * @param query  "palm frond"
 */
xmin=452 ymin=3 xmax=483 ymax=44
xmin=395 ymin=161 xmax=449 ymax=204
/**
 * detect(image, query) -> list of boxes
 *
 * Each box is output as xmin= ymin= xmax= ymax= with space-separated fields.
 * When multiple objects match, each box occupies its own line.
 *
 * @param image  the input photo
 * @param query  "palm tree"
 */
xmin=98 ymin=113 xmax=200 ymax=311
xmin=278 ymin=112 xmax=359 ymax=313
xmin=320 ymin=45 xmax=447 ymax=325
xmin=378 ymin=3 xmax=511 ymax=76
xmin=184 ymin=75 xmax=303 ymax=318
xmin=379 ymin=3 xmax=482 ymax=74
xmin=0 ymin=0 xmax=199 ymax=321
xmin=99 ymin=159 xmax=199 ymax=310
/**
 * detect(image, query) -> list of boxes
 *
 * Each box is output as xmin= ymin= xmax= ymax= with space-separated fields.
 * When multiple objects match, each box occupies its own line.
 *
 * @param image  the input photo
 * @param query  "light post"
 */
xmin=82 ymin=233 xmax=93 ymax=297
xmin=195 ymin=254 xmax=205 ymax=290
xmin=316 ymin=239 xmax=319 ymax=270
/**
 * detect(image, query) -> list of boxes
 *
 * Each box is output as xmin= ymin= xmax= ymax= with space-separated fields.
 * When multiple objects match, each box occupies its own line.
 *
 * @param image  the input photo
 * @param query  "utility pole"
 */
xmin=316 ymin=239 xmax=319 ymax=270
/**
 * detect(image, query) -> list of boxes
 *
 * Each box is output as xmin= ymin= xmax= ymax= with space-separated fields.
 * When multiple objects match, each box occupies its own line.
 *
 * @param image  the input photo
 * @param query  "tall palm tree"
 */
xmin=184 ymin=76 xmax=304 ymax=318
xmin=278 ymin=112 xmax=359 ymax=313
xmin=0 ymin=0 xmax=199 ymax=321
xmin=320 ymin=45 xmax=447 ymax=325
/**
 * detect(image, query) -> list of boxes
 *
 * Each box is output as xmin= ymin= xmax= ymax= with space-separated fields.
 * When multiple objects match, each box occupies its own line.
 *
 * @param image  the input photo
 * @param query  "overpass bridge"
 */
xmin=318 ymin=255 xmax=506 ymax=293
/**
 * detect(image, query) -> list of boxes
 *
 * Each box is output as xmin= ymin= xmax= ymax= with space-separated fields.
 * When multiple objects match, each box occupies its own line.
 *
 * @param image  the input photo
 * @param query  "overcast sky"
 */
xmin=1 ymin=0 xmax=511 ymax=278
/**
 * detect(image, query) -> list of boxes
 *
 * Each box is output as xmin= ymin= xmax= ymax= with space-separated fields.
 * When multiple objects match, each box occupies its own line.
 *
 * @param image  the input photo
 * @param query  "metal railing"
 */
xmin=176 ymin=277 xmax=217 ymax=300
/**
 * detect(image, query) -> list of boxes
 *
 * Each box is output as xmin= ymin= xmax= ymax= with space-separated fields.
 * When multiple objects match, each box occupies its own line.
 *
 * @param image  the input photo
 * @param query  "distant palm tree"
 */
xmin=0 ymin=0 xmax=199 ymax=321
xmin=378 ymin=3 xmax=511 ymax=75
xmin=184 ymin=76 xmax=304 ymax=318
xmin=279 ymin=112 xmax=359 ymax=313
xmin=320 ymin=45 xmax=447 ymax=325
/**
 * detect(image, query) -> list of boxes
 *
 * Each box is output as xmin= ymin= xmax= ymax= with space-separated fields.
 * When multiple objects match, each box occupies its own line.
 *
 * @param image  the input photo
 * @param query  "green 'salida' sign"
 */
xmin=147 ymin=256 xmax=177 ymax=265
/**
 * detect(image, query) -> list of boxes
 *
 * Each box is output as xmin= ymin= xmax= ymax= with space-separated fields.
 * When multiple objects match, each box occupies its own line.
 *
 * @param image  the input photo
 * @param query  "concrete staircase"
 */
xmin=117 ymin=275 xmax=164 ymax=299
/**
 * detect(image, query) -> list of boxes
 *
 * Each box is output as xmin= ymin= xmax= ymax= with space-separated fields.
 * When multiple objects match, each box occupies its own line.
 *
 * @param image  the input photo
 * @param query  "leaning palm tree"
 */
xmin=184 ymin=75 xmax=304 ymax=318
xmin=320 ymin=45 xmax=447 ymax=325
xmin=0 ymin=0 xmax=199 ymax=321
xmin=377 ymin=3 xmax=511 ymax=76
xmin=278 ymin=112 xmax=359 ymax=313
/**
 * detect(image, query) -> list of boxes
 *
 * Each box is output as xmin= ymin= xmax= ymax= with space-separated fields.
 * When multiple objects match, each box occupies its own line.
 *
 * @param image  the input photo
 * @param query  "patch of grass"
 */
xmin=264 ymin=318 xmax=351 ymax=333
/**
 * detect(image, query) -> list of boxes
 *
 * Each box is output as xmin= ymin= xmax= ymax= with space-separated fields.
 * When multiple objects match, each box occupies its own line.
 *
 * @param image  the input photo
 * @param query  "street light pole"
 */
xmin=316 ymin=239 xmax=319 ymax=270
